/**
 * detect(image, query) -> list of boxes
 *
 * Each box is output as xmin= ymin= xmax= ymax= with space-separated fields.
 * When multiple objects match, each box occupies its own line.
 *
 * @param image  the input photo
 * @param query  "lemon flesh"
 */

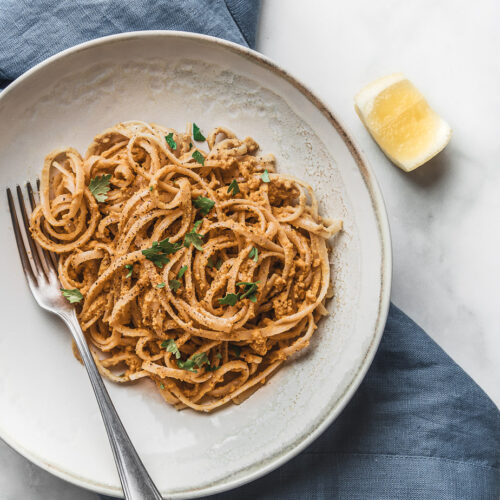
xmin=355 ymin=74 xmax=451 ymax=171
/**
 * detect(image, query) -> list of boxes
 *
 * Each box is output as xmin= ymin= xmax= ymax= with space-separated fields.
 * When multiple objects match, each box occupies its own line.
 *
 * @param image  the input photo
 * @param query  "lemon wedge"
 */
xmin=355 ymin=73 xmax=451 ymax=171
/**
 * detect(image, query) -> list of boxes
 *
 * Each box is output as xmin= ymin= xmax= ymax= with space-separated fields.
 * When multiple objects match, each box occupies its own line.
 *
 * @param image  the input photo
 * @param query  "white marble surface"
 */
xmin=257 ymin=0 xmax=500 ymax=407
xmin=2 ymin=1 xmax=499 ymax=498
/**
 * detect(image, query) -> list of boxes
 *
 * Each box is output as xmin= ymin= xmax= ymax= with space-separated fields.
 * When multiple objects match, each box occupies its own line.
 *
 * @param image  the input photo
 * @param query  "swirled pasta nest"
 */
xmin=30 ymin=121 xmax=342 ymax=412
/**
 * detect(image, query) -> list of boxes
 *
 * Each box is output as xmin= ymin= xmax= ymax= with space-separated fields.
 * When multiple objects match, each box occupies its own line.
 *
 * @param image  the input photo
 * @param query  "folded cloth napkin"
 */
xmin=1 ymin=2 xmax=498 ymax=499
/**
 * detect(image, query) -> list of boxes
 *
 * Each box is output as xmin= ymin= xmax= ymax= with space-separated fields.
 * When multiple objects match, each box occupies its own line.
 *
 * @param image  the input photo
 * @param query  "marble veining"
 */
xmin=259 ymin=0 xmax=500 ymax=406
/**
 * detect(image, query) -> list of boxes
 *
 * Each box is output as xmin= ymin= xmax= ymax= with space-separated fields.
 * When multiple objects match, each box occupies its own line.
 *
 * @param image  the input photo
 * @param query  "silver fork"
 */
xmin=7 ymin=182 xmax=163 ymax=500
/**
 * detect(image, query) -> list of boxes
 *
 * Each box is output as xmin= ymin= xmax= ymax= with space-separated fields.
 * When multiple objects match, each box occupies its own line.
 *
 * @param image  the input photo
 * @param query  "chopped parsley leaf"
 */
xmin=176 ymin=359 xmax=197 ymax=372
xmin=183 ymin=220 xmax=204 ymax=251
xmin=261 ymin=169 xmax=271 ymax=183
xmin=177 ymin=265 xmax=188 ymax=279
xmin=142 ymin=246 xmax=169 ymax=268
xmin=149 ymin=186 xmax=153 ymax=192
xmin=236 ymin=281 xmax=260 ymax=302
xmin=142 ymin=238 xmax=182 ymax=268
xmin=206 ymin=353 xmax=222 ymax=372
xmin=227 ymin=179 xmax=240 ymax=195
xmin=161 ymin=339 xmax=181 ymax=359
xmin=156 ymin=282 xmax=166 ymax=289
xmin=160 ymin=383 xmax=165 ymax=390
xmin=208 ymin=256 xmax=223 ymax=270
xmin=165 ymin=133 xmax=177 ymax=150
xmin=158 ymin=238 xmax=183 ymax=254
xmin=124 ymin=264 xmax=133 ymax=278
xmin=193 ymin=195 xmax=215 ymax=216
xmin=169 ymin=279 xmax=181 ymax=292
xmin=89 ymin=174 xmax=111 ymax=202
xmin=193 ymin=123 xmax=206 ymax=141
xmin=217 ymin=281 xmax=260 ymax=306
xmin=60 ymin=288 xmax=83 ymax=304
xmin=192 ymin=150 xmax=205 ymax=165
xmin=249 ymin=247 xmax=258 ymax=262
xmin=218 ymin=293 xmax=239 ymax=306
xmin=191 ymin=352 xmax=209 ymax=367
xmin=177 ymin=352 xmax=210 ymax=373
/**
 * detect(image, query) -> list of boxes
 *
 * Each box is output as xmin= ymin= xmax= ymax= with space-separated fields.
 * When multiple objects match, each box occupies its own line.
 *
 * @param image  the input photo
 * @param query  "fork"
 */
xmin=7 ymin=182 xmax=163 ymax=500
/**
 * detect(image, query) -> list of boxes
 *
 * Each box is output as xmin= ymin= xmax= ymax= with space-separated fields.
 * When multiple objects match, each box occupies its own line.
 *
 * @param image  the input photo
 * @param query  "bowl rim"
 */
xmin=0 ymin=30 xmax=392 ymax=498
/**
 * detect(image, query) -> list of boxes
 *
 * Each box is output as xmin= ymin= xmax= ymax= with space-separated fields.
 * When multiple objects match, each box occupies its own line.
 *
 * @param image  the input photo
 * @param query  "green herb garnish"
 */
xmin=89 ymin=174 xmax=111 ymax=202
xmin=183 ymin=220 xmax=204 ymax=251
xmin=192 ymin=150 xmax=205 ymax=166
xmin=161 ymin=339 xmax=181 ymax=359
xmin=227 ymin=179 xmax=240 ymax=195
xmin=207 ymin=352 xmax=223 ymax=371
xmin=165 ymin=133 xmax=177 ymax=150
xmin=261 ymin=169 xmax=271 ymax=183
xmin=193 ymin=196 xmax=215 ymax=216
xmin=177 ymin=265 xmax=188 ymax=279
xmin=176 ymin=359 xmax=197 ymax=372
xmin=249 ymin=247 xmax=258 ymax=262
xmin=177 ymin=352 xmax=209 ymax=373
xmin=236 ymin=280 xmax=260 ymax=302
xmin=193 ymin=123 xmax=206 ymax=141
xmin=149 ymin=186 xmax=153 ymax=192
xmin=142 ymin=238 xmax=182 ymax=268
xmin=192 ymin=352 xmax=209 ymax=367
xmin=208 ymin=257 xmax=223 ymax=270
xmin=60 ymin=288 xmax=83 ymax=304
xmin=156 ymin=282 xmax=166 ymax=289
xmin=217 ymin=281 xmax=260 ymax=306
xmin=124 ymin=264 xmax=133 ymax=278
xmin=168 ymin=265 xmax=186 ymax=292
xmin=218 ymin=293 xmax=240 ymax=306
xmin=169 ymin=279 xmax=181 ymax=292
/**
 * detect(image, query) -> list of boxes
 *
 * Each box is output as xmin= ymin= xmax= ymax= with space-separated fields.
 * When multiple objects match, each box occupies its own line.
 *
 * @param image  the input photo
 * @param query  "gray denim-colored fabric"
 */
xmin=208 ymin=304 xmax=500 ymax=500
xmin=1 ymin=2 xmax=499 ymax=498
xmin=0 ymin=0 xmax=260 ymax=87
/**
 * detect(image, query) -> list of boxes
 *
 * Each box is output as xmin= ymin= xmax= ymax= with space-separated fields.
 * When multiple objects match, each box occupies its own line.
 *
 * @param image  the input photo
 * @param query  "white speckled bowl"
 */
xmin=0 ymin=32 xmax=391 ymax=498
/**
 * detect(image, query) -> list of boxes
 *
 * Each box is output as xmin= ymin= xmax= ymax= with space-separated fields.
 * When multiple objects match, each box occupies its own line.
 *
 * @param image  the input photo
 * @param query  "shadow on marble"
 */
xmin=0 ymin=440 xmax=98 ymax=500
xmin=403 ymin=148 xmax=453 ymax=189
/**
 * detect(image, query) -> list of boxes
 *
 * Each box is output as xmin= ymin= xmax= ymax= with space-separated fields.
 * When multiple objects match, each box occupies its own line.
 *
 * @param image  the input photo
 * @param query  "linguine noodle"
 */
xmin=29 ymin=121 xmax=342 ymax=412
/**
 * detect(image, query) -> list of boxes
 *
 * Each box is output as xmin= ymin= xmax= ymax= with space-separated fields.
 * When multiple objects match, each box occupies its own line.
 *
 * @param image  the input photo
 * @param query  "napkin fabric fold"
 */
xmin=0 ymin=0 xmax=258 ymax=88
xmin=211 ymin=304 xmax=500 ymax=500
xmin=1 ymin=1 xmax=498 ymax=499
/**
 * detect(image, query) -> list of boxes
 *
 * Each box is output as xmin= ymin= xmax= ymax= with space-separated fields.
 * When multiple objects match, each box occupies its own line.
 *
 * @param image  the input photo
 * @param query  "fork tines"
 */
xmin=7 ymin=181 xmax=58 ymax=285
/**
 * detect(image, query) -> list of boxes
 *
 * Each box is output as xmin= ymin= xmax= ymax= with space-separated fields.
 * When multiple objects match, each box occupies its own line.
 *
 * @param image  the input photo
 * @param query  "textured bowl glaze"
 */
xmin=0 ymin=32 xmax=391 ymax=497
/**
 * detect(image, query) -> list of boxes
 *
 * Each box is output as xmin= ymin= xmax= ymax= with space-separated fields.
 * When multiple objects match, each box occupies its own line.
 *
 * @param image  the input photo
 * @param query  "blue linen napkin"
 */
xmin=1 ymin=2 xmax=498 ymax=499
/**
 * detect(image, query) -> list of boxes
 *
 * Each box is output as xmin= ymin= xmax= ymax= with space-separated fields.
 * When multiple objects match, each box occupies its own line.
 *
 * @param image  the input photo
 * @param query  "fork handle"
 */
xmin=61 ymin=310 xmax=163 ymax=500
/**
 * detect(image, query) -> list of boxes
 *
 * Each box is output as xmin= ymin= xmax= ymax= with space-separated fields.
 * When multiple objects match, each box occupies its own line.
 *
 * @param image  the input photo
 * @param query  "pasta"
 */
xmin=29 ymin=121 xmax=342 ymax=412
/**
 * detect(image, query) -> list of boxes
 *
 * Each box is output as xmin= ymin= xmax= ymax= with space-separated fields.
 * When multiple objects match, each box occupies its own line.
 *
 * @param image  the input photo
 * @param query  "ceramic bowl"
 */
xmin=0 ymin=31 xmax=391 ymax=498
